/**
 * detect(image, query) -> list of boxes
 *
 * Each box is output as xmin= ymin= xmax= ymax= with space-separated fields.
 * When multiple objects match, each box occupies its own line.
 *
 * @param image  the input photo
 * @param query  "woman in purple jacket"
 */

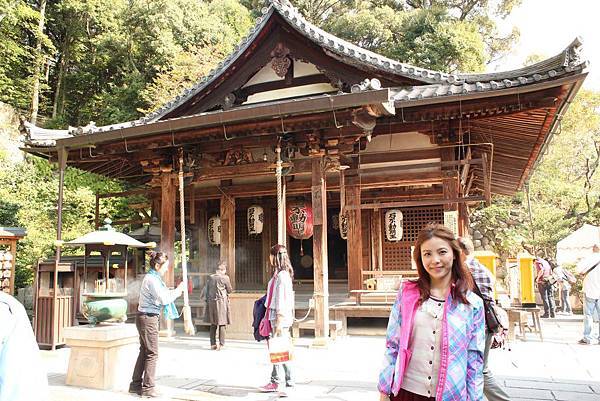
xmin=378 ymin=224 xmax=485 ymax=401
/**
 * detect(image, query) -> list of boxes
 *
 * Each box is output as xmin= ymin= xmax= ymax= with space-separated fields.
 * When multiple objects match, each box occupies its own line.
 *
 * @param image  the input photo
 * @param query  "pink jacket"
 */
xmin=378 ymin=281 xmax=485 ymax=400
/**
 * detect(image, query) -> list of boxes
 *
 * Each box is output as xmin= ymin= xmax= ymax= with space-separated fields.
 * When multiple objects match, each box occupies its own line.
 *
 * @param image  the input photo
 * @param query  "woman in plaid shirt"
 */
xmin=378 ymin=224 xmax=485 ymax=401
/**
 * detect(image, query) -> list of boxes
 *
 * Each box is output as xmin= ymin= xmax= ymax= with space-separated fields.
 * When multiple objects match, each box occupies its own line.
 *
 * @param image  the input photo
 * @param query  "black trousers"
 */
xmin=131 ymin=313 xmax=159 ymax=392
xmin=538 ymin=282 xmax=556 ymax=316
xmin=210 ymin=324 xmax=226 ymax=346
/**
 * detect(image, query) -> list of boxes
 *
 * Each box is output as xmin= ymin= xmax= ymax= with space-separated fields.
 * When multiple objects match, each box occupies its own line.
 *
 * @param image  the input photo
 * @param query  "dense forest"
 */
xmin=0 ymin=0 xmax=598 ymax=289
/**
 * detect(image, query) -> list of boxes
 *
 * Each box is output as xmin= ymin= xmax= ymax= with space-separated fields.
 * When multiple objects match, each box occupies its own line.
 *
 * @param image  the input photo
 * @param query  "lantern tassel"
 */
xmin=300 ymin=240 xmax=304 ymax=256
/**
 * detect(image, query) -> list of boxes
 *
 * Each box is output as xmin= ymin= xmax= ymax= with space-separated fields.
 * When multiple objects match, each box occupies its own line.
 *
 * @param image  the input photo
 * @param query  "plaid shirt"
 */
xmin=378 ymin=282 xmax=485 ymax=400
xmin=467 ymin=257 xmax=494 ymax=302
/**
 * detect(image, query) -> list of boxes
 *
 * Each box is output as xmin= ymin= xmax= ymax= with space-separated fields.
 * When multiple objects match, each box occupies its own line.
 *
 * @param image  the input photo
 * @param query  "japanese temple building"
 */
xmin=22 ymin=0 xmax=587 ymax=343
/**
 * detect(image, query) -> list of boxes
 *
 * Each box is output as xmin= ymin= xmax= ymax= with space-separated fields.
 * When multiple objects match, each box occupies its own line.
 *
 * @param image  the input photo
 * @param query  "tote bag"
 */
xmin=268 ymin=335 xmax=292 ymax=364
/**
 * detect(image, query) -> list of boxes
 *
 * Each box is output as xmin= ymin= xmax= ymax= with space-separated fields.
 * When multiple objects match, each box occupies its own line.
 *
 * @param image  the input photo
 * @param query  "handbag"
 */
xmin=470 ymin=274 xmax=506 ymax=334
xmin=268 ymin=335 xmax=292 ymax=364
xmin=259 ymin=273 xmax=277 ymax=338
xmin=544 ymin=272 xmax=559 ymax=286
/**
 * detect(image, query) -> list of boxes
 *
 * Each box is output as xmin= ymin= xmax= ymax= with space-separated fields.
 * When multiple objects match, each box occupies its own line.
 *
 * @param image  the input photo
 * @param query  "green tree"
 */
xmin=471 ymin=90 xmax=600 ymax=258
xmin=0 ymin=0 xmax=53 ymax=111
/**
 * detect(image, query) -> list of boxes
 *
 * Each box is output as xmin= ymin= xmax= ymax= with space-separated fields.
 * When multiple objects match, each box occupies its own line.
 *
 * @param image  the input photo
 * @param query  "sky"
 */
xmin=490 ymin=0 xmax=599 ymax=91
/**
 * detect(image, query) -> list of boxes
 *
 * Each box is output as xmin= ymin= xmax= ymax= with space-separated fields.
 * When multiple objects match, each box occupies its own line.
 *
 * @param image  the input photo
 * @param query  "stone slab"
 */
xmin=506 ymin=388 xmax=555 ymax=400
xmin=64 ymin=323 xmax=137 ymax=343
xmin=553 ymin=391 xmax=600 ymax=401
xmin=505 ymin=379 xmax=593 ymax=393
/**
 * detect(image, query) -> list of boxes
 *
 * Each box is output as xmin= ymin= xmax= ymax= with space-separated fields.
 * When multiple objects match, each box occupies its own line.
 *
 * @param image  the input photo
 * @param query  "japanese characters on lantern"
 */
xmin=340 ymin=212 xmax=348 ymax=240
xmin=286 ymin=201 xmax=314 ymax=239
xmin=247 ymin=205 xmax=264 ymax=235
xmin=208 ymin=216 xmax=221 ymax=246
xmin=385 ymin=209 xmax=403 ymax=242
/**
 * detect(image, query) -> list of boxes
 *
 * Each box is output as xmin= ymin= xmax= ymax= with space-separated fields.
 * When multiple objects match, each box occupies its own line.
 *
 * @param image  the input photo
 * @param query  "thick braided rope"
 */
xmin=178 ymin=155 xmax=190 ymax=307
xmin=276 ymin=146 xmax=284 ymax=244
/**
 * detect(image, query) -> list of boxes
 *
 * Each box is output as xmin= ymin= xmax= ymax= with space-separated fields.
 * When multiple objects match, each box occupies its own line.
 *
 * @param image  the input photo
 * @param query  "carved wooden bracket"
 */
xmin=223 ymin=148 xmax=254 ymax=166
xmin=271 ymin=43 xmax=291 ymax=78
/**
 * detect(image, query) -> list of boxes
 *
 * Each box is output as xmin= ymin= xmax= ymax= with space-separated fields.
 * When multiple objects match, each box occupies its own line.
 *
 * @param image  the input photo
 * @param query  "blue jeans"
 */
xmin=583 ymin=296 xmax=600 ymax=343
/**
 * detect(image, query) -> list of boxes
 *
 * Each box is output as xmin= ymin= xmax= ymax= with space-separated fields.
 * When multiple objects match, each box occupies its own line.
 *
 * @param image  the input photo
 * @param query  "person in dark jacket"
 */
xmin=204 ymin=261 xmax=233 ymax=350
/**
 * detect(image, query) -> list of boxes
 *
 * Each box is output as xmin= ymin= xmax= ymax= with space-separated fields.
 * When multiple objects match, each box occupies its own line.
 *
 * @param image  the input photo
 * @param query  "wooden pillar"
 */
xmin=197 ymin=202 xmax=208 ymax=273
xmin=346 ymin=182 xmax=362 ymax=291
xmin=160 ymin=173 xmax=176 ymax=286
xmin=371 ymin=209 xmax=383 ymax=271
xmin=220 ymin=194 xmax=236 ymax=289
xmin=52 ymin=146 xmax=67 ymax=350
xmin=311 ymin=157 xmax=329 ymax=344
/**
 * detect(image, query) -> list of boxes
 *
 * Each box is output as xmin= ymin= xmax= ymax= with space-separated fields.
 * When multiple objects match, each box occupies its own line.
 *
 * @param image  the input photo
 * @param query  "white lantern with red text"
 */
xmin=384 ymin=209 xmax=403 ymax=242
xmin=208 ymin=216 xmax=221 ymax=246
xmin=247 ymin=205 xmax=264 ymax=235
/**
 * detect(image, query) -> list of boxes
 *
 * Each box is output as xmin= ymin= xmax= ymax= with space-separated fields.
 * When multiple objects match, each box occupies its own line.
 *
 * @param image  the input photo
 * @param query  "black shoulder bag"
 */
xmin=470 ymin=275 xmax=502 ymax=334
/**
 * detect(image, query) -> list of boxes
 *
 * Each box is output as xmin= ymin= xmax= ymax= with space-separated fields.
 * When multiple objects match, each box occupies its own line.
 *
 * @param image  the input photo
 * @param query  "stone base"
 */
xmin=63 ymin=323 xmax=138 ymax=390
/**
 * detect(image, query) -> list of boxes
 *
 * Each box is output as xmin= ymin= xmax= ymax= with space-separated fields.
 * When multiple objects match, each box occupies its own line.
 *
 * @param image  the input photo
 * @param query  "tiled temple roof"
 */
xmin=21 ymin=0 xmax=588 ymax=147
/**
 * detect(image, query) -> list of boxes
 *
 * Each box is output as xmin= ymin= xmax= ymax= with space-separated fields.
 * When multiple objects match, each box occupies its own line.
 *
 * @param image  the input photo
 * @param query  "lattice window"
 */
xmin=382 ymin=206 xmax=444 ymax=270
xmin=235 ymin=209 xmax=263 ymax=289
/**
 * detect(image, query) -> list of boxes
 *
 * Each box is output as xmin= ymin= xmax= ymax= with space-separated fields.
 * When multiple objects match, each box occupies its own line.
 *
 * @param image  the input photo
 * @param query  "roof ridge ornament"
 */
xmin=565 ymin=36 xmax=584 ymax=68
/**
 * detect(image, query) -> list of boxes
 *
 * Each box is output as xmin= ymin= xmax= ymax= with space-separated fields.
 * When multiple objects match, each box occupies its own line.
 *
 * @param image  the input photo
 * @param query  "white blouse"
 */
xmin=401 ymin=296 xmax=445 ymax=397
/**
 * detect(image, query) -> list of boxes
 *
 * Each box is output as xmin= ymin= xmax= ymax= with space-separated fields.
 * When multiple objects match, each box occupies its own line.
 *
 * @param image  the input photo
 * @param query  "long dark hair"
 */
xmin=412 ymin=224 xmax=473 ymax=304
xmin=270 ymin=244 xmax=294 ymax=279
xmin=149 ymin=251 xmax=168 ymax=270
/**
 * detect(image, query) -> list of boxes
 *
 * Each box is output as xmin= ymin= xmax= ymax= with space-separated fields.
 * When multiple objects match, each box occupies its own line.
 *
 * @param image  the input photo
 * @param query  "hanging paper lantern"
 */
xmin=340 ymin=212 xmax=348 ymax=240
xmin=286 ymin=201 xmax=314 ymax=239
xmin=286 ymin=201 xmax=314 ymax=256
xmin=385 ymin=209 xmax=403 ymax=242
xmin=247 ymin=205 xmax=264 ymax=235
xmin=208 ymin=216 xmax=221 ymax=246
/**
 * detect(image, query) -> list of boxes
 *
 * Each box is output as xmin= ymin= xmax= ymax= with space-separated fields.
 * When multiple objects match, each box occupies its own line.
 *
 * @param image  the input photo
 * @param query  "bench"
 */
xmin=330 ymin=303 xmax=393 ymax=335
xmin=291 ymin=319 xmax=343 ymax=340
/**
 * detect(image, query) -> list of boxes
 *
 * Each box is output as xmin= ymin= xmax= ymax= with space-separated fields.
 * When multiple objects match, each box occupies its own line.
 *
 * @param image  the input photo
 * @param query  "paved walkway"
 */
xmin=44 ymin=316 xmax=600 ymax=401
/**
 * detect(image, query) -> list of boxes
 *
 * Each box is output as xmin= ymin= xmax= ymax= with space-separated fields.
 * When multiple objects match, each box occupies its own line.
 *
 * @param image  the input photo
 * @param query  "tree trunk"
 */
xmin=52 ymin=37 xmax=69 ymax=119
xmin=30 ymin=0 xmax=47 ymax=124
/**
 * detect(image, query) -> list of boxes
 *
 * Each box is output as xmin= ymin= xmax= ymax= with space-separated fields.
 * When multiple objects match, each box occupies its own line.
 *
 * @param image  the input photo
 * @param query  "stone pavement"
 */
xmin=44 ymin=316 xmax=600 ymax=401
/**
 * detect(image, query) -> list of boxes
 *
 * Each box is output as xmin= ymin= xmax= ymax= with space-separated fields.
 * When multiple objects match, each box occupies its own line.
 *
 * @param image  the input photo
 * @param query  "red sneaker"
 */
xmin=259 ymin=382 xmax=278 ymax=392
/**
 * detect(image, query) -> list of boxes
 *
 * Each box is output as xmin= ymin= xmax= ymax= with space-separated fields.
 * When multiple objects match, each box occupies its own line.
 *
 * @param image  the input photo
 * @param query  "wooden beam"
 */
xmin=111 ymin=217 xmax=151 ymax=226
xmin=238 ymin=74 xmax=331 ymax=98
xmin=348 ymin=196 xmax=486 ymax=210
xmin=311 ymin=156 xmax=329 ymax=344
xmin=220 ymin=194 xmax=236 ymax=289
xmin=482 ymin=153 xmax=491 ymax=206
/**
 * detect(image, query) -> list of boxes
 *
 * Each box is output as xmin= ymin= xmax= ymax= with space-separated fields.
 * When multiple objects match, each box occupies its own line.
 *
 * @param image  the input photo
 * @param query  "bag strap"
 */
xmin=265 ymin=272 xmax=278 ymax=310
xmin=469 ymin=271 xmax=487 ymax=302
xmin=583 ymin=260 xmax=600 ymax=277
